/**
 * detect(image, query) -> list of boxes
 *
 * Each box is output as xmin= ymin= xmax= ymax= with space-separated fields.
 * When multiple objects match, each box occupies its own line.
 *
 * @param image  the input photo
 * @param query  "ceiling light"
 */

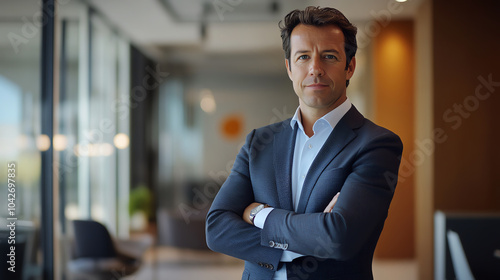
xmin=200 ymin=89 xmax=216 ymax=113
xmin=53 ymin=134 xmax=68 ymax=151
xmin=36 ymin=134 xmax=51 ymax=151
xmin=114 ymin=133 xmax=130 ymax=149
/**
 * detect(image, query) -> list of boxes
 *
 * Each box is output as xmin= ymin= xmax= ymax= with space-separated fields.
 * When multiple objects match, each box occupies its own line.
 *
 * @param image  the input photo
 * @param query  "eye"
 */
xmin=298 ymin=55 xmax=309 ymax=60
xmin=324 ymin=54 xmax=338 ymax=60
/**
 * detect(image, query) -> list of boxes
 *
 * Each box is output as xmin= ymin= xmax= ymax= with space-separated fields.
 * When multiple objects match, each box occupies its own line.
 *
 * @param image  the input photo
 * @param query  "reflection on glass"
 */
xmin=0 ymin=2 xmax=43 ymax=279
xmin=114 ymin=133 xmax=130 ymax=149
xmin=53 ymin=134 xmax=68 ymax=151
xmin=36 ymin=134 xmax=51 ymax=151
xmin=57 ymin=2 xmax=132 ymax=279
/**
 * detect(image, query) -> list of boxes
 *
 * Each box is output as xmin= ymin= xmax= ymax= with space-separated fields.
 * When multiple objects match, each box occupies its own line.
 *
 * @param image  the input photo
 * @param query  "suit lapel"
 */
xmin=296 ymin=106 xmax=364 ymax=213
xmin=273 ymin=121 xmax=297 ymax=211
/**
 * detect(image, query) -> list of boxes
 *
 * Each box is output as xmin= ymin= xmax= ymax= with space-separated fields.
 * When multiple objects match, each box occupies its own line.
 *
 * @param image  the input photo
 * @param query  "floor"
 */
xmin=124 ymin=246 xmax=418 ymax=280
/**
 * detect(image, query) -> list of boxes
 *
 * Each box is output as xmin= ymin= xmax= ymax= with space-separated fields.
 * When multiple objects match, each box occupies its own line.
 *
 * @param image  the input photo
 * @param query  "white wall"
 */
xmin=188 ymin=72 xmax=298 ymax=179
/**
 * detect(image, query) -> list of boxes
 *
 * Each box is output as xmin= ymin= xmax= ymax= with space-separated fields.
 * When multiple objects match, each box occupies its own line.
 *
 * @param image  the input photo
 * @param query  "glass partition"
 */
xmin=57 ymin=1 xmax=132 ymax=278
xmin=0 ymin=1 xmax=43 ymax=279
xmin=56 ymin=0 xmax=131 ymax=236
xmin=1 ymin=1 xmax=135 ymax=278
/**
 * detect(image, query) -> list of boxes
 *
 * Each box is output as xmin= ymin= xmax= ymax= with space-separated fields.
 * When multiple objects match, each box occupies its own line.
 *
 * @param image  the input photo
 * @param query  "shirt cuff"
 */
xmin=253 ymin=207 xmax=273 ymax=229
xmin=280 ymin=250 xmax=304 ymax=262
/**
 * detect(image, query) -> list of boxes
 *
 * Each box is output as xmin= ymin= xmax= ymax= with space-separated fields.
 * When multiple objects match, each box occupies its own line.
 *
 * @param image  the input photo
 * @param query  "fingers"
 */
xmin=243 ymin=202 xmax=262 ymax=224
xmin=323 ymin=192 xmax=340 ymax=213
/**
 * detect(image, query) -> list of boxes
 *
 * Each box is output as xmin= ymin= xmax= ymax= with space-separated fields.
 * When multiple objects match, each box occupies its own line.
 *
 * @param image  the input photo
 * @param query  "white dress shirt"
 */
xmin=253 ymin=98 xmax=352 ymax=279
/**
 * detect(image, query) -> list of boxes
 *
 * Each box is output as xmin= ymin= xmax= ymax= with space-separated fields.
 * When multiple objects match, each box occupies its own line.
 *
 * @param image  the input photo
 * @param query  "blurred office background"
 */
xmin=0 ymin=0 xmax=499 ymax=279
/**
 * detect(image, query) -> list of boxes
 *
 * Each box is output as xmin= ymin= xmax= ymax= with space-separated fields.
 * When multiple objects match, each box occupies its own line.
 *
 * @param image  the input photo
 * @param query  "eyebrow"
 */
xmin=323 ymin=49 xmax=341 ymax=54
xmin=293 ymin=50 xmax=309 ymax=57
xmin=293 ymin=49 xmax=341 ymax=57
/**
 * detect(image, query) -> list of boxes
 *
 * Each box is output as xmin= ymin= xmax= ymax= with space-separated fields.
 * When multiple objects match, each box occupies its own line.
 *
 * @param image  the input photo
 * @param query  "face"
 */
xmin=286 ymin=24 xmax=355 ymax=116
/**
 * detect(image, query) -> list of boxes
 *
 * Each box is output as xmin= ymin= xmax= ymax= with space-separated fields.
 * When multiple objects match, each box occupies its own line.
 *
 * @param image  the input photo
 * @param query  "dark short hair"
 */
xmin=279 ymin=6 xmax=357 ymax=85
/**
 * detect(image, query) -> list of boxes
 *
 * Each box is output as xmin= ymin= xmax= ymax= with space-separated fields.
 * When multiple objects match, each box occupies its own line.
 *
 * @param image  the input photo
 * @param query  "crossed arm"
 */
xmin=242 ymin=192 xmax=340 ymax=225
xmin=206 ymin=129 xmax=402 ymax=264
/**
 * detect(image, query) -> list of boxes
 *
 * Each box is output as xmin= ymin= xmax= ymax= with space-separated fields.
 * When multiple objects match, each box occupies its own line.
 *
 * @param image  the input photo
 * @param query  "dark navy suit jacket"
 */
xmin=206 ymin=106 xmax=403 ymax=280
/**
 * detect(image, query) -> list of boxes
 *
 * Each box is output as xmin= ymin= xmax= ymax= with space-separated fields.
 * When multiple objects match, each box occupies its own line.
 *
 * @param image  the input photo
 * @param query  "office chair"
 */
xmin=447 ymin=230 xmax=475 ymax=280
xmin=68 ymin=219 xmax=148 ymax=280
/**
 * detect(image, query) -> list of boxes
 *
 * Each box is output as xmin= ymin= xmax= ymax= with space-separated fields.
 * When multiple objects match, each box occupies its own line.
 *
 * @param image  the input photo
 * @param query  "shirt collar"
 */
xmin=290 ymin=98 xmax=352 ymax=132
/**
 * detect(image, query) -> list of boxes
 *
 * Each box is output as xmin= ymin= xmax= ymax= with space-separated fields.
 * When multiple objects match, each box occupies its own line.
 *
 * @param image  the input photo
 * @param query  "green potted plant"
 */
xmin=129 ymin=185 xmax=153 ymax=231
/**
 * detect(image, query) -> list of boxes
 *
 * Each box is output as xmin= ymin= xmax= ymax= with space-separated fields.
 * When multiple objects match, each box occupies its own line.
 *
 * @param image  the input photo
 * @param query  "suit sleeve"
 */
xmin=206 ymin=130 xmax=282 ymax=270
xmin=260 ymin=131 xmax=403 ymax=261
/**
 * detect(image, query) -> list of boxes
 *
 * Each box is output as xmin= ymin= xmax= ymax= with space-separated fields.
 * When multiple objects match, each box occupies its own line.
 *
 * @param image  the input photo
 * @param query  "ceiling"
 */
xmin=84 ymin=0 xmax=422 ymax=75
xmin=0 ymin=0 xmax=423 ymax=74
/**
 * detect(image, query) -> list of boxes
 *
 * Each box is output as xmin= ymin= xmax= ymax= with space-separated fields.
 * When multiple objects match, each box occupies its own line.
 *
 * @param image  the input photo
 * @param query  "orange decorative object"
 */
xmin=221 ymin=114 xmax=244 ymax=140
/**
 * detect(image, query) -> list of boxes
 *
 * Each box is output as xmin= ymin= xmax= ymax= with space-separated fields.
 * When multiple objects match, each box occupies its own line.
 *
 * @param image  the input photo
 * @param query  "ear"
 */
xmin=346 ymin=56 xmax=356 ymax=80
xmin=285 ymin=59 xmax=292 ymax=81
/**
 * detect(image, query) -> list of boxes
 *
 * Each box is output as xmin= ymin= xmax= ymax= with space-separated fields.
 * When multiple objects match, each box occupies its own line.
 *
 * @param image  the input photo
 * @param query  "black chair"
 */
xmin=68 ymin=220 xmax=151 ymax=280
xmin=0 ymin=219 xmax=39 ymax=280
xmin=157 ymin=208 xmax=210 ymax=250
xmin=435 ymin=211 xmax=500 ymax=280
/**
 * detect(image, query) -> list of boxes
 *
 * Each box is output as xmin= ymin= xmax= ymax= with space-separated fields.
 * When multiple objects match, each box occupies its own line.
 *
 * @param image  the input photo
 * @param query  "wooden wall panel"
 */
xmin=373 ymin=20 xmax=415 ymax=258
xmin=432 ymin=0 xmax=500 ymax=213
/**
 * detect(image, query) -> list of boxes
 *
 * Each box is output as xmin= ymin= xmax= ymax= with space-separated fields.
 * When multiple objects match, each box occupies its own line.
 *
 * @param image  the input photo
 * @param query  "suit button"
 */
xmin=283 ymin=244 xmax=288 ymax=250
xmin=268 ymin=241 xmax=275 ymax=247
xmin=268 ymin=264 xmax=274 ymax=270
xmin=258 ymin=262 xmax=264 ymax=267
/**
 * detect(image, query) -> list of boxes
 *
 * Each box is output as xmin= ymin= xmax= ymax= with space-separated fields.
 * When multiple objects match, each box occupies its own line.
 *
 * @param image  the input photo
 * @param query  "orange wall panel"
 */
xmin=373 ymin=20 xmax=415 ymax=258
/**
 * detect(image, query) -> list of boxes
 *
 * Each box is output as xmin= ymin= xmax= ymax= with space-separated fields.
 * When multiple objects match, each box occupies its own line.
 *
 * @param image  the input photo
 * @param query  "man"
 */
xmin=206 ymin=6 xmax=403 ymax=280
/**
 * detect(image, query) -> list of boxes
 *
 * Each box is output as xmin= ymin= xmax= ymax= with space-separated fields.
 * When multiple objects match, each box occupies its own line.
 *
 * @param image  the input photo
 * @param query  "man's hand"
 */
xmin=323 ymin=192 xmax=340 ymax=213
xmin=244 ymin=192 xmax=338 ymax=225
xmin=243 ymin=202 xmax=266 ymax=225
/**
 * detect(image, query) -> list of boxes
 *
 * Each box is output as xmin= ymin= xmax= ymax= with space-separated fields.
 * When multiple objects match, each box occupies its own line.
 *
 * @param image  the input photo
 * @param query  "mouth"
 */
xmin=306 ymin=83 xmax=329 ymax=90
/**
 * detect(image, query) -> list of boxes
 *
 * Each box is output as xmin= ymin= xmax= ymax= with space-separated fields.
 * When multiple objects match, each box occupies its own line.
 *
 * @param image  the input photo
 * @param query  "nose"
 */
xmin=309 ymin=56 xmax=324 ymax=77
